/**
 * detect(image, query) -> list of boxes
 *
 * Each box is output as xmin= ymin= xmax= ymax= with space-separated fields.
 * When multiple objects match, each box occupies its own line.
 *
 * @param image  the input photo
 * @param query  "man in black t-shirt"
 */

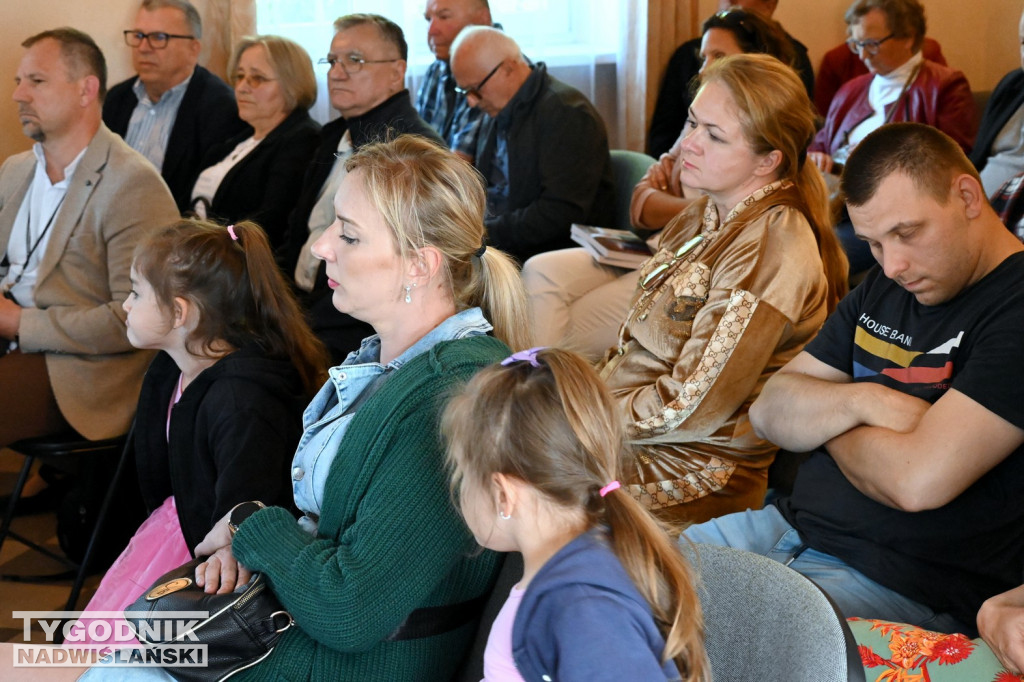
xmin=684 ymin=123 xmax=1024 ymax=635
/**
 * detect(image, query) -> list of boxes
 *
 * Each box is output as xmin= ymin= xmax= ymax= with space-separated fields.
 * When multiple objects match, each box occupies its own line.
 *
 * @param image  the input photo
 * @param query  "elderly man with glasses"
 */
xmin=279 ymin=13 xmax=441 ymax=363
xmin=807 ymin=0 xmax=974 ymax=177
xmin=807 ymin=0 xmax=974 ymax=277
xmin=103 ymin=0 xmax=244 ymax=212
xmin=450 ymin=26 xmax=613 ymax=266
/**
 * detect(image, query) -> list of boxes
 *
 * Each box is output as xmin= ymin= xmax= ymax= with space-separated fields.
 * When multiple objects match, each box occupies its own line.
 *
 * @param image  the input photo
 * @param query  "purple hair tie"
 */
xmin=599 ymin=481 xmax=621 ymax=497
xmin=501 ymin=347 xmax=546 ymax=368
xmin=227 ymin=224 xmax=239 ymax=241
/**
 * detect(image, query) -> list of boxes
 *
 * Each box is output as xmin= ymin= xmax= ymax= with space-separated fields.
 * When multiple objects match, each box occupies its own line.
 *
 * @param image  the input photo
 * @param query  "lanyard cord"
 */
xmin=1 ymin=193 xmax=66 ymax=295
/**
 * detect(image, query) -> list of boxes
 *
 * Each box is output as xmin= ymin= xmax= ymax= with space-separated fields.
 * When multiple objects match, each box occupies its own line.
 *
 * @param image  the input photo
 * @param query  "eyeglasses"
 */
xmin=232 ymin=73 xmax=277 ymax=88
xmin=455 ymin=61 xmax=504 ymax=98
xmin=123 ymin=30 xmax=195 ymax=49
xmin=846 ymin=33 xmax=895 ymax=56
xmin=318 ymin=54 xmax=400 ymax=75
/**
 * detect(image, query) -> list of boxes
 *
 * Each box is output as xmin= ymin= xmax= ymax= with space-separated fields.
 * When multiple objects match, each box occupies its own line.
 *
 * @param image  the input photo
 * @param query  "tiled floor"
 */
xmin=0 ymin=448 xmax=101 ymax=645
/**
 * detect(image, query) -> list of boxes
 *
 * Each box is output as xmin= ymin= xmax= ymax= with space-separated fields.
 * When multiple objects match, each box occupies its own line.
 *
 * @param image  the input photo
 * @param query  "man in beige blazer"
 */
xmin=0 ymin=28 xmax=178 ymax=457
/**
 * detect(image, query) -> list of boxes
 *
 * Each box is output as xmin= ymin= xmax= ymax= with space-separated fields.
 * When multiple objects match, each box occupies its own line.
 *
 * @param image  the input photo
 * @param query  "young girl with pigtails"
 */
xmin=76 ymin=218 xmax=327 ymax=637
xmin=442 ymin=347 xmax=710 ymax=682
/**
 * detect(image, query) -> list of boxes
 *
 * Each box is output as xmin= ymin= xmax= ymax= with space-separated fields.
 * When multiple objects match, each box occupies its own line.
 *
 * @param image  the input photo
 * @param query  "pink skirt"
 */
xmin=66 ymin=496 xmax=192 ymax=647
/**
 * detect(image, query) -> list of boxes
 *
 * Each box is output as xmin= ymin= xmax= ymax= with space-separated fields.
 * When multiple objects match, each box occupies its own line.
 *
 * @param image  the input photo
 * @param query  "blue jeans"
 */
xmin=682 ymin=505 xmax=970 ymax=634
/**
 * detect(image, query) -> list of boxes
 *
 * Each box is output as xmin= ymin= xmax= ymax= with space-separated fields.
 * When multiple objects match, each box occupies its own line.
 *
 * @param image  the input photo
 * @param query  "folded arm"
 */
xmin=978 ymin=583 xmax=1024 ymax=674
xmin=825 ymin=387 xmax=1024 ymax=511
xmin=749 ymin=351 xmax=932 ymax=453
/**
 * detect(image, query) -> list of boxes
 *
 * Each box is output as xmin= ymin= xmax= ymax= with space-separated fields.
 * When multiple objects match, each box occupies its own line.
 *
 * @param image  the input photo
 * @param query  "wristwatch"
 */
xmin=228 ymin=501 xmax=266 ymax=538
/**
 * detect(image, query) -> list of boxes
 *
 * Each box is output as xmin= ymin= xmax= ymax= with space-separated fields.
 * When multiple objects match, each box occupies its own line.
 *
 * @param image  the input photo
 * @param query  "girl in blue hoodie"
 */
xmin=443 ymin=347 xmax=710 ymax=682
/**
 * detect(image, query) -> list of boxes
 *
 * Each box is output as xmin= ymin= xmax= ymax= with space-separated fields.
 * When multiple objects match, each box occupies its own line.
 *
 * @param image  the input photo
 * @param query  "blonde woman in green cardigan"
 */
xmin=188 ymin=135 xmax=532 ymax=681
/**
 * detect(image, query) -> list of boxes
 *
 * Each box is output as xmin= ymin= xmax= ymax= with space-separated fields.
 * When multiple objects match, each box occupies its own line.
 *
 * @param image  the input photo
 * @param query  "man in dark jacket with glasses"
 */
xmin=103 ymin=0 xmax=244 ymax=212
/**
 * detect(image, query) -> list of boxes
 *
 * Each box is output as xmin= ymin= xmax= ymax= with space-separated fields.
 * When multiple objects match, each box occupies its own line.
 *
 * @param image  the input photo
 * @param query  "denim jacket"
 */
xmin=291 ymin=308 xmax=492 ymax=532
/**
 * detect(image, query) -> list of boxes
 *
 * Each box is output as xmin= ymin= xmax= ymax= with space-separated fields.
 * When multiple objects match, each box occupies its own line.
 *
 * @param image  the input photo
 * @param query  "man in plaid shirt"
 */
xmin=417 ymin=0 xmax=493 ymax=162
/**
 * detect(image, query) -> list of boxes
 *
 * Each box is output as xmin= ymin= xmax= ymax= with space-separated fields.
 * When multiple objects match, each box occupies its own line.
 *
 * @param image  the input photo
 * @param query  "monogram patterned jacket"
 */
xmin=597 ymin=182 xmax=829 ymax=525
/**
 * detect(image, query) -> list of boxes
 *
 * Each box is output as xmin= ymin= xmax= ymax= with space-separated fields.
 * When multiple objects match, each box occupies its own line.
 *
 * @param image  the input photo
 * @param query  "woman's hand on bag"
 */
xmin=194 ymin=511 xmax=232 ymax=557
xmin=195 ymin=545 xmax=252 ymax=594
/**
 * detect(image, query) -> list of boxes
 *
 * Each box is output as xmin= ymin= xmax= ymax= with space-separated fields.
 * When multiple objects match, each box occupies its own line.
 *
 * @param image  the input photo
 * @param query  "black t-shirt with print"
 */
xmin=778 ymin=253 xmax=1024 ymax=625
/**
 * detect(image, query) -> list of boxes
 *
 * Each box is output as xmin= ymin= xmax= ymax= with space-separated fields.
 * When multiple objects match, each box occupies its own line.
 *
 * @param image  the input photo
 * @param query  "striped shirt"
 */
xmin=123 ymin=73 xmax=192 ymax=171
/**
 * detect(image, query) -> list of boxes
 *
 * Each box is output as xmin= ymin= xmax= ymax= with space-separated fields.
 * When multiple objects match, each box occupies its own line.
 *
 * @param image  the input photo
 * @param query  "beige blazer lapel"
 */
xmin=0 ymin=154 xmax=36 ymax=276
xmin=34 ymin=128 xmax=110 ymax=285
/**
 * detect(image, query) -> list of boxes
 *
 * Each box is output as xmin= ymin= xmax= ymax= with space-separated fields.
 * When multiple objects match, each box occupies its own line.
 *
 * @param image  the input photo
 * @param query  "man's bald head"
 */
xmin=450 ymin=26 xmax=530 ymax=116
xmin=452 ymin=26 xmax=520 ymax=67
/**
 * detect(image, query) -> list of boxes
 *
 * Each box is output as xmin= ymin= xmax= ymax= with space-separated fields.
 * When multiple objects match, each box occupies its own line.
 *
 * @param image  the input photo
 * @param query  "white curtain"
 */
xmin=256 ymin=0 xmax=625 ymax=146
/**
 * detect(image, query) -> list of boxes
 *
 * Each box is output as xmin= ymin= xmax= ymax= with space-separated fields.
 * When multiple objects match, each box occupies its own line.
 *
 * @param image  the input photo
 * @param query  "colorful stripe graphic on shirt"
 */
xmin=852 ymin=327 xmax=962 ymax=385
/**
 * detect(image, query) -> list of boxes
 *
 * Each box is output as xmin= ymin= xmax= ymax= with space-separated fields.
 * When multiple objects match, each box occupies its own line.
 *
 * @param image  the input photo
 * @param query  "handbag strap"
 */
xmin=384 ymin=593 xmax=489 ymax=642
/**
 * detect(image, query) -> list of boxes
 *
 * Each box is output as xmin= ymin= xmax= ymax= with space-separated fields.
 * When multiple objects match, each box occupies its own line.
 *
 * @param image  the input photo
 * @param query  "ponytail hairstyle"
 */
xmin=345 ymin=134 xmax=532 ymax=351
xmin=132 ymin=218 xmax=328 ymax=396
xmin=700 ymin=53 xmax=849 ymax=312
xmin=442 ymin=348 xmax=709 ymax=681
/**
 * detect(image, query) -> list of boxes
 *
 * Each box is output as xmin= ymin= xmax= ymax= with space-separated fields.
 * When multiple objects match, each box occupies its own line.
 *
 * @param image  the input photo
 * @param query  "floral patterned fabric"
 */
xmin=850 ymin=618 xmax=1023 ymax=682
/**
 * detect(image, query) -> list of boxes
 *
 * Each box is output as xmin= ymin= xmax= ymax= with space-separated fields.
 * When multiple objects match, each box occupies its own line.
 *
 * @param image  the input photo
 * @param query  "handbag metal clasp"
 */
xmin=271 ymin=610 xmax=294 ymax=633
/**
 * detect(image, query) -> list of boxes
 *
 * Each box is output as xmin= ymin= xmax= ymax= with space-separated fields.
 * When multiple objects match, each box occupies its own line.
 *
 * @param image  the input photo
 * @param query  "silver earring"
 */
xmin=498 ymin=510 xmax=512 ymax=520
xmin=404 ymin=283 xmax=415 ymax=304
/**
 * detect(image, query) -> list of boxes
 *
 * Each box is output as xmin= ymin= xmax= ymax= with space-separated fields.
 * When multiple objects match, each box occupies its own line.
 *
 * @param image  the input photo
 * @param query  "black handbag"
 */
xmin=123 ymin=557 xmax=293 ymax=681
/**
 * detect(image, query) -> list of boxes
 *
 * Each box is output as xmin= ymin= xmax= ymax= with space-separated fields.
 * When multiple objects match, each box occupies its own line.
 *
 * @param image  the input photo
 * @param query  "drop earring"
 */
xmin=404 ymin=283 xmax=416 ymax=304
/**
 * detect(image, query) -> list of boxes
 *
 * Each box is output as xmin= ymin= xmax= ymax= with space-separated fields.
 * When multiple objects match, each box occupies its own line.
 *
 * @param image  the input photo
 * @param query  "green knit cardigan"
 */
xmin=231 ymin=335 xmax=509 ymax=681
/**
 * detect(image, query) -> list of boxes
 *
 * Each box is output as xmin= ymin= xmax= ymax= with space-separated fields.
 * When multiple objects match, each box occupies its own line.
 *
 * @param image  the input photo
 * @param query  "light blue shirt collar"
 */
xmin=132 ymin=71 xmax=192 ymax=105
xmin=340 ymin=306 xmax=493 ymax=372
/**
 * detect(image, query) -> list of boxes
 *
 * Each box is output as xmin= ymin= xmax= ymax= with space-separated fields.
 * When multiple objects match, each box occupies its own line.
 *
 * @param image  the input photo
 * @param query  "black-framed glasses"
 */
xmin=455 ymin=60 xmax=504 ymax=98
xmin=846 ymin=33 xmax=895 ymax=56
xmin=317 ymin=54 xmax=400 ymax=75
xmin=123 ymin=30 xmax=195 ymax=49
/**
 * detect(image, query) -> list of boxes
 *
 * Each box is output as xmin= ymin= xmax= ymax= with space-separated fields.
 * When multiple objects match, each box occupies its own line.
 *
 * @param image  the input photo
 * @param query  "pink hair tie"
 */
xmin=227 ymin=224 xmax=239 ymax=241
xmin=599 ymin=481 xmax=621 ymax=497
